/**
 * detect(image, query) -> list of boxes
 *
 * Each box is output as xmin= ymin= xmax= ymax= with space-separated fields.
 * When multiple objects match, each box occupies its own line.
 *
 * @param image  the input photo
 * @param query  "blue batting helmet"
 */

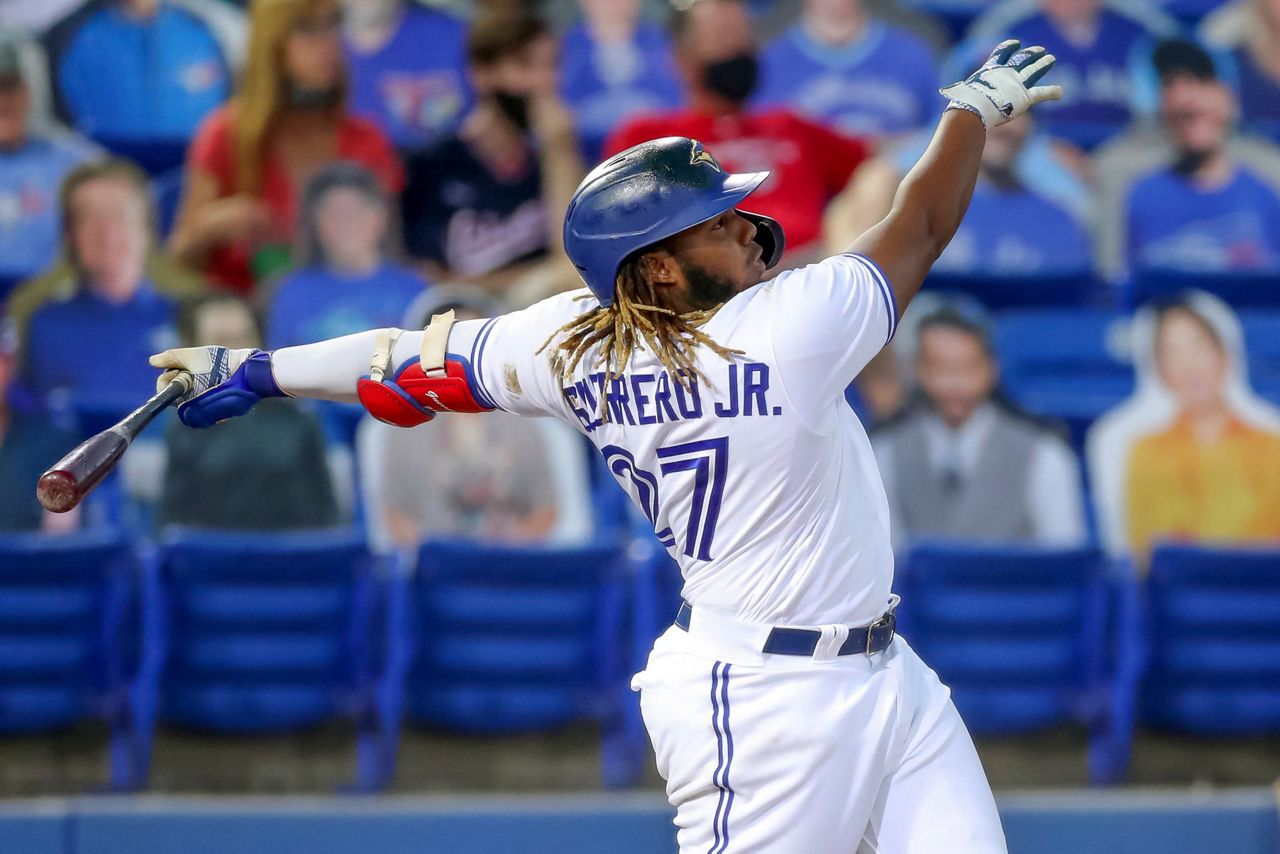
xmin=563 ymin=137 xmax=786 ymax=308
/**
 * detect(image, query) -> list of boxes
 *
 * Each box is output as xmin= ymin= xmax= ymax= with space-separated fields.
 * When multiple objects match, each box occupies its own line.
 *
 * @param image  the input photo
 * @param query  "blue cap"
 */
xmin=563 ymin=136 xmax=785 ymax=307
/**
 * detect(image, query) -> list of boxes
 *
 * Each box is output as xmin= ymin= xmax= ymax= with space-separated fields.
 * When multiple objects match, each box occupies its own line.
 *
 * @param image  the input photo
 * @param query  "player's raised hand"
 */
xmin=939 ymin=39 xmax=1062 ymax=129
xmin=148 ymin=346 xmax=285 ymax=429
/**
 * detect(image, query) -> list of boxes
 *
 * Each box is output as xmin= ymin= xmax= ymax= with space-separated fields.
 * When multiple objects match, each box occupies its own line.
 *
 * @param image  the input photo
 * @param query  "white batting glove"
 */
xmin=149 ymin=346 xmax=286 ymax=428
xmin=939 ymin=40 xmax=1062 ymax=129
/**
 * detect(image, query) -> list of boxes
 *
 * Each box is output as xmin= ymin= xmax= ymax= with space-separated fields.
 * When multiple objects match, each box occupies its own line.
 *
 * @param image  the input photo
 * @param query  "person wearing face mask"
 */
xmin=604 ymin=0 xmax=870 ymax=267
xmin=169 ymin=0 xmax=403 ymax=294
xmin=399 ymin=8 xmax=585 ymax=300
xmin=1123 ymin=39 xmax=1280 ymax=277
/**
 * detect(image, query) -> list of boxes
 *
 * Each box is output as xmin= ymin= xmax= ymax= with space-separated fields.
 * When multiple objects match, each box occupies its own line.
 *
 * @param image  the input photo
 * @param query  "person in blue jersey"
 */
xmin=267 ymin=161 xmax=428 ymax=348
xmin=1125 ymin=40 xmax=1280 ymax=275
xmin=559 ymin=0 xmax=683 ymax=162
xmin=341 ymin=0 xmax=471 ymax=150
xmin=53 ymin=0 xmax=233 ymax=141
xmin=0 ymin=37 xmax=97 ymax=290
xmin=23 ymin=160 xmax=180 ymax=431
xmin=963 ymin=0 xmax=1174 ymax=150
xmin=755 ymin=0 xmax=942 ymax=138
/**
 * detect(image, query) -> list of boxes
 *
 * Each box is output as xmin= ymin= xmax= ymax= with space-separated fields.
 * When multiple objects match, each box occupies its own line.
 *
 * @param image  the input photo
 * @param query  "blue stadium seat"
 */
xmin=400 ymin=538 xmax=641 ymax=786
xmin=151 ymin=168 xmax=184 ymax=240
xmin=139 ymin=529 xmax=397 ymax=790
xmin=0 ymin=531 xmax=145 ymax=790
xmin=1238 ymin=311 xmax=1280 ymax=407
xmin=1129 ymin=270 xmax=1280 ymax=311
xmin=925 ymin=271 xmax=1101 ymax=310
xmin=92 ymin=137 xmax=188 ymax=177
xmin=995 ymin=309 xmax=1135 ymax=451
xmin=895 ymin=542 xmax=1130 ymax=783
xmin=1140 ymin=545 xmax=1280 ymax=736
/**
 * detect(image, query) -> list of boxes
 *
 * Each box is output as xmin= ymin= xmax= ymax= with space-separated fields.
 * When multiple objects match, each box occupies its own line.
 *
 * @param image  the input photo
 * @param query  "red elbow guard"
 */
xmin=357 ymin=357 xmax=493 ymax=428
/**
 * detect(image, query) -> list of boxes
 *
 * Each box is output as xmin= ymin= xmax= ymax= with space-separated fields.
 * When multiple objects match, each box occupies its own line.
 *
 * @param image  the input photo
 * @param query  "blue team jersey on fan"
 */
xmin=559 ymin=21 xmax=683 ymax=161
xmin=266 ymin=263 xmax=429 ymax=349
xmin=25 ymin=284 xmax=178 ymax=421
xmin=755 ymin=22 xmax=940 ymax=137
xmin=0 ymin=136 xmax=94 ymax=284
xmin=57 ymin=3 xmax=229 ymax=140
xmin=961 ymin=8 xmax=1164 ymax=150
xmin=1126 ymin=167 xmax=1280 ymax=273
xmin=344 ymin=7 xmax=471 ymax=149
xmin=932 ymin=181 xmax=1091 ymax=275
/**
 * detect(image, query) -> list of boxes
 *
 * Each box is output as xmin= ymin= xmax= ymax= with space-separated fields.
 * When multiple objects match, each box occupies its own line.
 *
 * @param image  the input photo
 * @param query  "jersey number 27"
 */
xmin=602 ymin=437 xmax=729 ymax=561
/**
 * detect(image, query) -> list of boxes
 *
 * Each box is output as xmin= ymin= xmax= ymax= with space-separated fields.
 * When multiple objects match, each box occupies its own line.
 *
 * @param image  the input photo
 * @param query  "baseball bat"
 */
xmin=36 ymin=373 xmax=193 ymax=513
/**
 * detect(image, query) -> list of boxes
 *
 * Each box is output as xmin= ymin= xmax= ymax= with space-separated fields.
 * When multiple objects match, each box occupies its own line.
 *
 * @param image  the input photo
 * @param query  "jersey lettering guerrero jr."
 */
xmin=448 ymin=254 xmax=899 ymax=627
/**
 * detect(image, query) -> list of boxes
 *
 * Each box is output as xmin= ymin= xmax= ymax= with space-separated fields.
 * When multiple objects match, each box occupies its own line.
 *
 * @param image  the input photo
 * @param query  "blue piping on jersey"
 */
xmin=843 ymin=253 xmax=899 ymax=343
xmin=469 ymin=317 xmax=501 ymax=411
xmin=709 ymin=662 xmax=735 ymax=854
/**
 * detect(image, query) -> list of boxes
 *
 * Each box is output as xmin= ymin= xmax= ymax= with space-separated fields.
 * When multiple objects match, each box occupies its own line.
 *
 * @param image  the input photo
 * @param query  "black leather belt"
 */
xmin=674 ymin=601 xmax=896 ymax=656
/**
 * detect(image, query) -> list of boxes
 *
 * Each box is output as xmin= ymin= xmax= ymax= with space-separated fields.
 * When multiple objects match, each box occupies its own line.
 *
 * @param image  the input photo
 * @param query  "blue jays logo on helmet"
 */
xmin=563 ymin=136 xmax=785 ymax=308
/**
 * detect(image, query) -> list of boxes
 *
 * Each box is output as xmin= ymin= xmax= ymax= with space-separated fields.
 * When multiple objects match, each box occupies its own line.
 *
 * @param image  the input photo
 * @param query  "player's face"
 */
xmin=660 ymin=210 xmax=768 ymax=311
xmin=1155 ymin=308 xmax=1229 ymax=414
xmin=916 ymin=326 xmax=997 ymax=427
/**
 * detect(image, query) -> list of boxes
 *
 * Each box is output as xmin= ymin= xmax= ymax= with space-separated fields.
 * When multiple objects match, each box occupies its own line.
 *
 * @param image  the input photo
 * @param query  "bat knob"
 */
xmin=36 ymin=470 xmax=79 ymax=513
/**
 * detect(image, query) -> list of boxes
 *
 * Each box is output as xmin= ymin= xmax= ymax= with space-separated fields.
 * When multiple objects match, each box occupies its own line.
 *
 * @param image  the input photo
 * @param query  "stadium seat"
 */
xmin=0 ymin=531 xmax=145 ymax=790
xmin=151 ymin=168 xmax=184 ymax=240
xmin=1140 ymin=545 xmax=1280 ymax=736
xmin=895 ymin=542 xmax=1130 ymax=783
xmin=994 ymin=308 xmax=1135 ymax=451
xmin=399 ymin=538 xmax=642 ymax=786
xmin=924 ymin=271 xmax=1101 ymax=310
xmin=1238 ymin=311 xmax=1280 ymax=407
xmin=138 ymin=529 xmax=397 ymax=791
xmin=92 ymin=137 xmax=189 ymax=177
xmin=1129 ymin=270 xmax=1280 ymax=311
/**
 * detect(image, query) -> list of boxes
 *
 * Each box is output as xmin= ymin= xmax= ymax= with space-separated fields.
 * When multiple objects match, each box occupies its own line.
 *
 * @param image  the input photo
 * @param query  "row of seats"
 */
xmin=0 ymin=529 xmax=651 ymax=792
xmin=4 ymin=530 xmax=1275 ymax=789
xmin=923 ymin=270 xmax=1280 ymax=312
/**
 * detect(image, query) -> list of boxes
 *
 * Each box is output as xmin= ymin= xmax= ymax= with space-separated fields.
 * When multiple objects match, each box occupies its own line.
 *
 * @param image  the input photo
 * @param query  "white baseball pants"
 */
xmin=632 ymin=620 xmax=1007 ymax=853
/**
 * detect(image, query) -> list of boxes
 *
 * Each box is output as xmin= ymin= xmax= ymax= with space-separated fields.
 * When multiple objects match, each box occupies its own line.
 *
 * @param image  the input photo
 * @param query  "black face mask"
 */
xmin=703 ymin=52 xmax=758 ymax=104
xmin=287 ymin=85 xmax=341 ymax=111
xmin=492 ymin=90 xmax=531 ymax=132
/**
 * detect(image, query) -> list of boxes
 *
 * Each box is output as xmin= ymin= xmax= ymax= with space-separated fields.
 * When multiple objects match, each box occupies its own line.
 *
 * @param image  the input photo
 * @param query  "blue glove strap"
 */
xmin=177 ymin=350 xmax=285 ymax=429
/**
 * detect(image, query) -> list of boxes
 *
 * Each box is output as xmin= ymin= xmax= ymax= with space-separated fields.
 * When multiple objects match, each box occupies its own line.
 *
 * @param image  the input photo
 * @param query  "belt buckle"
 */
xmin=865 ymin=611 xmax=896 ymax=655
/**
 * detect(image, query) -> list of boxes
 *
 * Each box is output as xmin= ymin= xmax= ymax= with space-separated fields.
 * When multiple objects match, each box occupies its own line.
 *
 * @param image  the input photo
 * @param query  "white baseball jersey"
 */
xmin=448 ymin=253 xmax=898 ymax=628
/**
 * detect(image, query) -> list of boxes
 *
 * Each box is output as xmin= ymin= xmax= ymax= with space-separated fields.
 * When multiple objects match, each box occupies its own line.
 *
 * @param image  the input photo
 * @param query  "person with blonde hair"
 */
xmin=170 ymin=0 xmax=402 ymax=294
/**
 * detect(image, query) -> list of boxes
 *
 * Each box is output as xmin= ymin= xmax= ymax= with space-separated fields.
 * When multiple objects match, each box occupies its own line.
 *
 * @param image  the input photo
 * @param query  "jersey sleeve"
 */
xmin=446 ymin=290 xmax=591 ymax=420
xmin=764 ymin=253 xmax=898 ymax=431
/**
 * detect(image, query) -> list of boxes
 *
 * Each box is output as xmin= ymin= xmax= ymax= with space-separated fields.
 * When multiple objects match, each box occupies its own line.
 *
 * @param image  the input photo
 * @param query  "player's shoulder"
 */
xmin=751 ymin=253 xmax=897 ymax=336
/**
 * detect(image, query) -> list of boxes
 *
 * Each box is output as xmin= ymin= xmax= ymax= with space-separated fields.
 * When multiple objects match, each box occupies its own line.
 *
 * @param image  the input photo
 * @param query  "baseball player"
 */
xmin=150 ymin=41 xmax=1060 ymax=852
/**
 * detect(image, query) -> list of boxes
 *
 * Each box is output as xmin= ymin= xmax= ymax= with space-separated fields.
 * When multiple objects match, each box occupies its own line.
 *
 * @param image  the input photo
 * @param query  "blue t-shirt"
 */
xmin=959 ymin=8 xmax=1164 ymax=149
xmin=755 ymin=22 xmax=941 ymax=137
xmin=266 ymin=262 xmax=429 ymax=349
xmin=0 ymin=135 xmax=95 ymax=284
xmin=343 ymin=7 xmax=471 ymax=150
xmin=1126 ymin=166 xmax=1280 ymax=273
xmin=559 ymin=21 xmax=684 ymax=161
xmin=933 ymin=181 xmax=1092 ymax=275
xmin=24 ymin=284 xmax=179 ymax=425
xmin=57 ymin=2 xmax=230 ymax=140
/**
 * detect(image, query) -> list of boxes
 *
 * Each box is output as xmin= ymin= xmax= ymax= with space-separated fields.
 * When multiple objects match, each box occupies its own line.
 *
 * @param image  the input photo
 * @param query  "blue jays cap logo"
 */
xmin=690 ymin=140 xmax=721 ymax=171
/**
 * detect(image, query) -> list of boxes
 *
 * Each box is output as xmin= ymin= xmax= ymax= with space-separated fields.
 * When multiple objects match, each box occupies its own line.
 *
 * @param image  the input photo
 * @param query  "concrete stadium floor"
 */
xmin=1 ymin=724 xmax=1278 ymax=797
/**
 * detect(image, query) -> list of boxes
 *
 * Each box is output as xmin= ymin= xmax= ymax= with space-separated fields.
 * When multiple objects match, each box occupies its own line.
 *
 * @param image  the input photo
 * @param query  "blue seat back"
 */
xmin=1130 ymin=270 xmax=1280 ymax=310
xmin=995 ymin=309 xmax=1135 ymax=449
xmin=1143 ymin=545 xmax=1280 ymax=734
xmin=0 ymin=531 xmax=134 ymax=732
xmin=406 ymin=539 xmax=626 ymax=732
xmin=896 ymin=542 xmax=1108 ymax=733
xmin=925 ymin=272 xmax=1099 ymax=310
xmin=153 ymin=529 xmax=376 ymax=732
xmin=1238 ymin=311 xmax=1280 ymax=407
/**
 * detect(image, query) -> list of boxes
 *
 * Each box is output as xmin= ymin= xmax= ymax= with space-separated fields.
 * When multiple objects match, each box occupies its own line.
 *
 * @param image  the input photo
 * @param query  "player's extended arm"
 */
xmin=148 ymin=315 xmax=495 ymax=429
xmin=849 ymin=40 xmax=1061 ymax=317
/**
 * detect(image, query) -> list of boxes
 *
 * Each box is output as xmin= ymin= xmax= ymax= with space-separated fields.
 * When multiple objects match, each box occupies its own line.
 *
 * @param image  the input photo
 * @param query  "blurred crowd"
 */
xmin=1 ymin=0 xmax=1279 ymax=570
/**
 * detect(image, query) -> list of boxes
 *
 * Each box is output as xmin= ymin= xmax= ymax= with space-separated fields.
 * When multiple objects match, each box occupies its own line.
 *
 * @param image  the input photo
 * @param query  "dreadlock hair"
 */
xmin=537 ymin=250 xmax=743 ymax=421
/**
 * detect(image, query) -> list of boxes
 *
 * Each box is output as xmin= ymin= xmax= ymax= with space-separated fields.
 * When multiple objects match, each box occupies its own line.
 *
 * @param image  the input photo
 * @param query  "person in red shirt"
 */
xmin=169 ymin=0 xmax=403 ymax=294
xmin=604 ymin=0 xmax=870 ymax=264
